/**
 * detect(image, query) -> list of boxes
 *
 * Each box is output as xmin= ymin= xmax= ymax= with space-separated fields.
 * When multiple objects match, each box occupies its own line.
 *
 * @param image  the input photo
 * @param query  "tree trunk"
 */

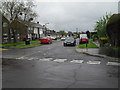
xmin=8 ymin=28 xmax=11 ymax=43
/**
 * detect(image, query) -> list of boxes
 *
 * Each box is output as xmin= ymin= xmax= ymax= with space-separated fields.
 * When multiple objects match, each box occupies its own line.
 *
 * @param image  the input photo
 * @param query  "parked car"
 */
xmin=50 ymin=36 xmax=57 ymax=40
xmin=61 ymin=37 xmax=66 ymax=41
xmin=79 ymin=34 xmax=89 ymax=44
xmin=39 ymin=37 xmax=52 ymax=44
xmin=63 ymin=37 xmax=76 ymax=46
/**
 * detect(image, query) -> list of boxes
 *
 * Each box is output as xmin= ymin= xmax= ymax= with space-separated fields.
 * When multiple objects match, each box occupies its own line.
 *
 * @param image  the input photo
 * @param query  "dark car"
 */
xmin=63 ymin=37 xmax=76 ymax=46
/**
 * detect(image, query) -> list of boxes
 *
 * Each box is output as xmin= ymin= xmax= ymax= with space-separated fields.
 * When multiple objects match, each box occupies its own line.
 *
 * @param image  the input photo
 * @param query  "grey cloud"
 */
xmin=34 ymin=2 xmax=118 ymax=32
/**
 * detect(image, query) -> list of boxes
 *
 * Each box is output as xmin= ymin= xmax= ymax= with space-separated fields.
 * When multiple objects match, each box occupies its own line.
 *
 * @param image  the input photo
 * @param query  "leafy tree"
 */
xmin=1 ymin=0 xmax=38 ymax=43
xmin=2 ymin=0 xmax=37 ymax=21
xmin=106 ymin=14 xmax=120 ymax=47
xmin=86 ymin=30 xmax=90 ymax=39
xmin=94 ymin=13 xmax=111 ymax=38
xmin=59 ymin=30 xmax=66 ymax=37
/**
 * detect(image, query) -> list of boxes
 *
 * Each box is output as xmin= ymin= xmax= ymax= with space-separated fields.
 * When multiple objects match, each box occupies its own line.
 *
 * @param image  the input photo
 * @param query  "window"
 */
xmin=3 ymin=23 xmax=8 ymax=27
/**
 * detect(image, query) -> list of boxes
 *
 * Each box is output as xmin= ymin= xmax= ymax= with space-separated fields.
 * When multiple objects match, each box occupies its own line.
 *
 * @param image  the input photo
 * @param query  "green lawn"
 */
xmin=12 ymin=43 xmax=41 ymax=48
xmin=77 ymin=41 xmax=99 ymax=48
xmin=0 ymin=41 xmax=25 ymax=47
xmin=0 ymin=40 xmax=41 ymax=48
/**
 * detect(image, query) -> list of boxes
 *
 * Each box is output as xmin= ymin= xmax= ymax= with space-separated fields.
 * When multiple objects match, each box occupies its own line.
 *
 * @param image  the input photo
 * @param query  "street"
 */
xmin=2 ymin=40 xmax=119 ymax=88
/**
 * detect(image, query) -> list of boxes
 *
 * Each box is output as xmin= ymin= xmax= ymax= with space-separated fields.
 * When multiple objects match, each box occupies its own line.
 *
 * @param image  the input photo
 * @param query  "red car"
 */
xmin=39 ymin=37 xmax=52 ymax=44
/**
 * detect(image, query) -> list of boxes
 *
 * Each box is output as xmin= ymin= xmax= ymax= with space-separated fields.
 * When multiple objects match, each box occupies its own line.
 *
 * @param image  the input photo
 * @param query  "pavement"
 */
xmin=75 ymin=48 xmax=119 ymax=60
xmin=75 ymin=40 xmax=119 ymax=60
xmin=2 ymin=40 xmax=120 ymax=88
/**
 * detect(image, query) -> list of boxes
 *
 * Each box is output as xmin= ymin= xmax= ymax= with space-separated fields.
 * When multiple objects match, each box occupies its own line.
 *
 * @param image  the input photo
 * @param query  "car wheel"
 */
xmin=64 ymin=43 xmax=66 ymax=46
xmin=74 ymin=43 xmax=76 ymax=46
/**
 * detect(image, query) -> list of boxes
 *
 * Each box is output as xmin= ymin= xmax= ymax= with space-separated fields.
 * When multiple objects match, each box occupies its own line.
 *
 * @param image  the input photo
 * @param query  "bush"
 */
xmin=98 ymin=37 xmax=109 ymax=47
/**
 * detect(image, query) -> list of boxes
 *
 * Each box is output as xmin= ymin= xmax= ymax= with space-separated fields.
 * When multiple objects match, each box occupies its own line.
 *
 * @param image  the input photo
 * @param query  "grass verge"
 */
xmin=0 ymin=40 xmax=39 ymax=47
xmin=0 ymin=41 xmax=25 ymax=47
xmin=12 ymin=43 xmax=41 ymax=48
xmin=1 ymin=40 xmax=41 ymax=48
xmin=77 ymin=40 xmax=99 ymax=48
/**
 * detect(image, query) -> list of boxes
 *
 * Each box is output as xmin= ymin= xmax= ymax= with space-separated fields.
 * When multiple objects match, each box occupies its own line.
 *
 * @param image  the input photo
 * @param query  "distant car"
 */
xmin=39 ymin=37 xmax=52 ymax=44
xmin=61 ymin=37 xmax=66 ymax=41
xmin=63 ymin=37 xmax=76 ymax=46
xmin=79 ymin=34 xmax=88 ymax=44
xmin=50 ymin=36 xmax=57 ymax=40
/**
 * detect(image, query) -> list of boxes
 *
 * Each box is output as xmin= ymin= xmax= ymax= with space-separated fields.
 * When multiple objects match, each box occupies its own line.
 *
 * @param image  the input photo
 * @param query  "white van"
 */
xmin=79 ymin=34 xmax=88 ymax=44
xmin=80 ymin=34 xmax=87 ymax=39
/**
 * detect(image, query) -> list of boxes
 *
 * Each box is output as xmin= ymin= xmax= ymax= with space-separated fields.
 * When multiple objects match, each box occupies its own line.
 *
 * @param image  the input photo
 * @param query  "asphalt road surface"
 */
xmin=2 ymin=40 xmax=119 ymax=88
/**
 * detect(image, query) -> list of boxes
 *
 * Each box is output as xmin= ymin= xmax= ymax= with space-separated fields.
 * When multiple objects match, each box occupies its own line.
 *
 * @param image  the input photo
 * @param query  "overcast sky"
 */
xmin=34 ymin=0 xmax=118 ymax=32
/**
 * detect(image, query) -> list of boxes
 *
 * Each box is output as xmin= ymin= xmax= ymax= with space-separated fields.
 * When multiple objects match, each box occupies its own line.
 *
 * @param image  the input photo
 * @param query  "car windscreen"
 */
xmin=65 ymin=37 xmax=74 ymax=42
xmin=80 ymin=36 xmax=88 ymax=39
xmin=40 ymin=37 xmax=48 ymax=39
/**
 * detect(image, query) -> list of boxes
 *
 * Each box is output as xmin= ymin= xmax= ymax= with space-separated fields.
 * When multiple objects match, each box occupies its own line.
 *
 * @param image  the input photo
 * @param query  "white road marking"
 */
xmin=16 ymin=57 xmax=120 ymax=67
xmin=27 ymin=57 xmax=39 ymax=60
xmin=70 ymin=60 xmax=84 ymax=63
xmin=87 ymin=61 xmax=101 ymax=64
xmin=28 ymin=58 xmax=34 ymax=60
xmin=39 ymin=58 xmax=53 ymax=61
xmin=106 ymin=62 xmax=120 ymax=66
xmin=16 ymin=57 xmax=26 ymax=60
xmin=16 ymin=57 xmax=39 ymax=60
xmin=53 ymin=59 xmax=67 ymax=62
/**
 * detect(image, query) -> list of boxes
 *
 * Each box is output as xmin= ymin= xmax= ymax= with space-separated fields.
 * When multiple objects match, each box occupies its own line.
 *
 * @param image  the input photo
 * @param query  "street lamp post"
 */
xmin=43 ymin=23 xmax=49 ymax=36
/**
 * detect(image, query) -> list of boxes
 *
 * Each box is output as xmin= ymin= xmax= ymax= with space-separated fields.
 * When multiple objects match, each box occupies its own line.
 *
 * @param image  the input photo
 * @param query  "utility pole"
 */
xmin=43 ymin=23 xmax=49 ymax=36
xmin=76 ymin=28 xmax=79 ymax=38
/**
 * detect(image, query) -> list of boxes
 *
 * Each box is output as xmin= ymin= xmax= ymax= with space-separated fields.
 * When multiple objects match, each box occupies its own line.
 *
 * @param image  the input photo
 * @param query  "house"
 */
xmin=2 ymin=15 xmax=10 ymax=43
xmin=10 ymin=19 xmax=28 ymax=42
xmin=44 ymin=28 xmax=59 ymax=38
xmin=2 ymin=15 xmax=45 ymax=43
xmin=27 ymin=22 xmax=44 ymax=40
xmin=2 ymin=14 xmax=29 ymax=43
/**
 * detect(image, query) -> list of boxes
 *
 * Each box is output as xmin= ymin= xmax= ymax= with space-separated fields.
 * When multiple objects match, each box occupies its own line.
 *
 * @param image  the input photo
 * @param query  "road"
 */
xmin=2 ymin=40 xmax=119 ymax=88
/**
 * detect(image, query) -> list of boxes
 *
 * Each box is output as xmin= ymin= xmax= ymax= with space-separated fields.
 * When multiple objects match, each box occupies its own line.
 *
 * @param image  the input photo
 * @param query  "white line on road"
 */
xmin=16 ymin=57 xmax=26 ymax=60
xmin=28 ymin=58 xmax=34 ymax=60
xmin=53 ymin=59 xmax=67 ymax=62
xmin=39 ymin=58 xmax=53 ymax=61
xmin=16 ymin=50 xmax=43 ymax=59
xmin=70 ymin=60 xmax=84 ymax=63
xmin=87 ymin=61 xmax=101 ymax=64
xmin=16 ymin=57 xmax=120 ymax=67
xmin=106 ymin=62 xmax=120 ymax=66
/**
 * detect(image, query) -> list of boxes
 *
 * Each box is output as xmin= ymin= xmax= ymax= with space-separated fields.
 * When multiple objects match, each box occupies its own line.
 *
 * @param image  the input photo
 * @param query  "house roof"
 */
xmin=30 ymin=22 xmax=44 ymax=29
xmin=2 ymin=15 xmax=9 ymax=23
